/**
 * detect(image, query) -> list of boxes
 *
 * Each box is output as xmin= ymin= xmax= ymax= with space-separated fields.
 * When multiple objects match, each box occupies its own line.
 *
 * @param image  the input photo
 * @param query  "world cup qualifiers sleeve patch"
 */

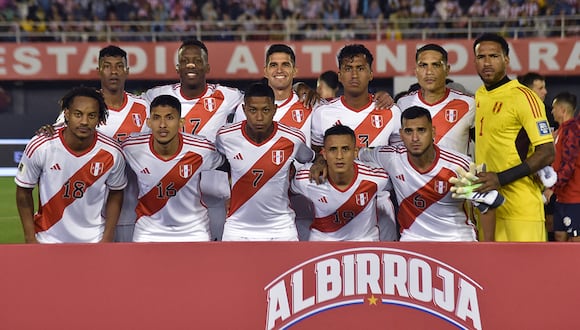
xmin=17 ymin=162 xmax=25 ymax=174
xmin=537 ymin=120 xmax=550 ymax=136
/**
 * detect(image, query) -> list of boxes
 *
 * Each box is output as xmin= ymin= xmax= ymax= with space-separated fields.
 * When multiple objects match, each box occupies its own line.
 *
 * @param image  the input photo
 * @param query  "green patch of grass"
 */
xmin=0 ymin=177 xmax=24 ymax=243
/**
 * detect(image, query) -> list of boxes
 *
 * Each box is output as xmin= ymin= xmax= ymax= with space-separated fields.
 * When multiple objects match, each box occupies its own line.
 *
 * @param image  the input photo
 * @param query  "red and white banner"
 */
xmin=0 ymin=242 xmax=577 ymax=329
xmin=0 ymin=38 xmax=578 ymax=80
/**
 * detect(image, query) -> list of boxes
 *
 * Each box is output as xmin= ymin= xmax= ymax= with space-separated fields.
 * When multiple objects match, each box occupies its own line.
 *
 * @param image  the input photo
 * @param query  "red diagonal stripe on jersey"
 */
xmin=34 ymin=149 xmax=114 ymax=232
xmin=431 ymin=99 xmax=469 ymax=144
xmin=228 ymin=137 xmax=294 ymax=217
xmin=397 ymin=167 xmax=456 ymax=230
xmin=278 ymin=103 xmax=312 ymax=130
xmin=136 ymin=151 xmax=203 ymax=220
xmin=355 ymin=109 xmax=393 ymax=147
xmin=183 ymin=90 xmax=225 ymax=135
xmin=312 ymin=180 xmax=378 ymax=232
xmin=112 ymin=102 xmax=148 ymax=142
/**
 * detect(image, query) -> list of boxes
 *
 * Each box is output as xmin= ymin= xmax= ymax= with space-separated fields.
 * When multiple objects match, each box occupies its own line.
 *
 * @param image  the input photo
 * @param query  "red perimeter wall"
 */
xmin=0 ymin=242 xmax=575 ymax=330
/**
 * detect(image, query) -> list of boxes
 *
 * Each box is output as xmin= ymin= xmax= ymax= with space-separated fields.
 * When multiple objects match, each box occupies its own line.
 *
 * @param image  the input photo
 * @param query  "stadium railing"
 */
xmin=0 ymin=15 xmax=578 ymax=43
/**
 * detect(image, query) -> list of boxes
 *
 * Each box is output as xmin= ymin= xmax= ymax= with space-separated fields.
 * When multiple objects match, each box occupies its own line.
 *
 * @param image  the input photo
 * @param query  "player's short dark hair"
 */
xmin=179 ymin=38 xmax=209 ymax=58
xmin=266 ymin=44 xmax=296 ymax=66
xmin=416 ymin=43 xmax=448 ymax=63
xmin=323 ymin=124 xmax=356 ymax=144
xmin=337 ymin=44 xmax=373 ymax=69
xmin=60 ymin=86 xmax=108 ymax=125
xmin=473 ymin=33 xmax=509 ymax=56
xmin=401 ymin=106 xmax=432 ymax=125
xmin=553 ymin=91 xmax=578 ymax=116
xmin=150 ymin=95 xmax=182 ymax=117
xmin=318 ymin=71 xmax=339 ymax=90
xmin=99 ymin=45 xmax=127 ymax=61
xmin=244 ymin=82 xmax=275 ymax=102
xmin=517 ymin=72 xmax=545 ymax=88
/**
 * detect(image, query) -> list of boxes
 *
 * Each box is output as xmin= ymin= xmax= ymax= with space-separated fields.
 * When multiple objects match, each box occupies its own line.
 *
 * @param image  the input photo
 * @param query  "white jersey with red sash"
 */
xmin=15 ymin=128 xmax=127 ymax=243
xmin=216 ymin=121 xmax=314 ymax=240
xmin=56 ymin=92 xmax=150 ymax=142
xmin=311 ymin=94 xmax=402 ymax=241
xmin=311 ymin=95 xmax=402 ymax=148
xmin=143 ymin=83 xmax=243 ymax=143
xmin=397 ymin=88 xmax=475 ymax=154
xmin=291 ymin=161 xmax=389 ymax=241
xmin=122 ymin=133 xmax=224 ymax=242
xmin=359 ymin=145 xmax=477 ymax=241
xmin=234 ymin=91 xmax=313 ymax=146
xmin=55 ymin=92 xmax=149 ymax=227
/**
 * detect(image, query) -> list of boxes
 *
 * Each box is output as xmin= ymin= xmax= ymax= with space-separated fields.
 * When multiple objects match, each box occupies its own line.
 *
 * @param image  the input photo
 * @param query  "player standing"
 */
xmin=216 ymin=83 xmax=314 ymax=241
xmin=38 ymin=45 xmax=149 ymax=242
xmin=472 ymin=33 xmax=555 ymax=242
xmin=292 ymin=125 xmax=389 ymax=241
xmin=143 ymin=39 xmax=243 ymax=241
xmin=123 ymin=95 xmax=225 ymax=242
xmin=358 ymin=106 xmax=477 ymax=241
xmin=16 ymin=87 xmax=127 ymax=243
xmin=397 ymin=43 xmax=475 ymax=155
xmin=311 ymin=44 xmax=402 ymax=241
xmin=546 ymin=92 xmax=580 ymax=241
xmin=234 ymin=44 xmax=317 ymax=240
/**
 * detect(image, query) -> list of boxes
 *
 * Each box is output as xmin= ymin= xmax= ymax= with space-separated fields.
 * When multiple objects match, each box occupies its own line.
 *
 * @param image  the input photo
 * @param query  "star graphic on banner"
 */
xmin=367 ymin=294 xmax=378 ymax=306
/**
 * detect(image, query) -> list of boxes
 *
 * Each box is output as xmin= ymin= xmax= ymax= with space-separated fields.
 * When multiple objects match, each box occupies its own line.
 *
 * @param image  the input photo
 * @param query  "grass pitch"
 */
xmin=0 ymin=177 xmax=24 ymax=243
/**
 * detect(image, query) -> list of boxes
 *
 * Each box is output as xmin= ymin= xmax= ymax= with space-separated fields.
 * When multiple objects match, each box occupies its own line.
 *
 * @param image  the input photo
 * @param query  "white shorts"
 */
xmin=221 ymin=223 xmax=298 ymax=241
xmin=309 ymin=226 xmax=379 ymax=241
xmin=132 ymin=223 xmax=211 ymax=242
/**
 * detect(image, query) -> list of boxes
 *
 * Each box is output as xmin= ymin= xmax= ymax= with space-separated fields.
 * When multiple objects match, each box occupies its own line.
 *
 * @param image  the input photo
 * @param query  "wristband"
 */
xmin=497 ymin=162 xmax=531 ymax=186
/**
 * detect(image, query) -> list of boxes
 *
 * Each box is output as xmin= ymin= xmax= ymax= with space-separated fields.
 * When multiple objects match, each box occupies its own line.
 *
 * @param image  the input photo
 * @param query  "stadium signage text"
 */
xmin=0 ymin=38 xmax=578 ymax=80
xmin=264 ymin=247 xmax=482 ymax=330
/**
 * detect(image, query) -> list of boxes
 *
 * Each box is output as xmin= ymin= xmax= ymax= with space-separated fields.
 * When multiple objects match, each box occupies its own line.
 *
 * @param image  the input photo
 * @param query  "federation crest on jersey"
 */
xmin=203 ymin=98 xmax=217 ymax=112
xmin=445 ymin=109 xmax=458 ymax=123
xmin=180 ymin=164 xmax=193 ymax=178
xmin=272 ymin=150 xmax=285 ymax=165
xmin=291 ymin=109 xmax=304 ymax=123
xmin=371 ymin=115 xmax=383 ymax=128
xmin=90 ymin=162 xmax=104 ymax=176
xmin=132 ymin=113 xmax=143 ymax=127
xmin=355 ymin=192 xmax=369 ymax=206
xmin=434 ymin=180 xmax=448 ymax=194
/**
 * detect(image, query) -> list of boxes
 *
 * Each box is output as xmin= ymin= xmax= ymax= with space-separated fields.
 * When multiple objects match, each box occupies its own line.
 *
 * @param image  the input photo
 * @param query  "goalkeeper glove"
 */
xmin=537 ymin=166 xmax=557 ymax=188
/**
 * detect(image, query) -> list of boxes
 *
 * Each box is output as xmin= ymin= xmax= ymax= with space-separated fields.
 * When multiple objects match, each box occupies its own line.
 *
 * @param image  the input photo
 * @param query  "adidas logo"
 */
xmin=50 ymin=163 xmax=61 ymax=170
xmin=233 ymin=153 xmax=243 ymax=160
xmin=318 ymin=196 xmax=328 ymax=203
xmin=333 ymin=120 xmax=342 ymax=126
xmin=140 ymin=168 xmax=151 ymax=174
xmin=395 ymin=174 xmax=405 ymax=181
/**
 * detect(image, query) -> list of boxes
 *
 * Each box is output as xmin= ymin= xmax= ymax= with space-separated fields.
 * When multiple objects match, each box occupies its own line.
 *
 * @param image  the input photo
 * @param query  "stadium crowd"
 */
xmin=0 ymin=0 xmax=578 ymax=42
